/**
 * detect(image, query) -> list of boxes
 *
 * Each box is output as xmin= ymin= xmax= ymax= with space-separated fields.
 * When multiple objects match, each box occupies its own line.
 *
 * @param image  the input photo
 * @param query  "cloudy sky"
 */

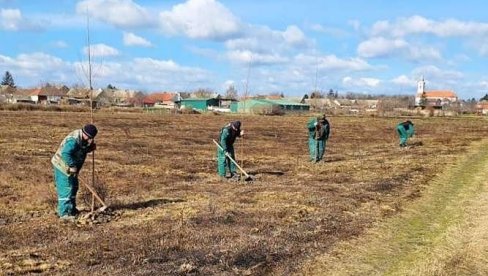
xmin=1 ymin=0 xmax=487 ymax=99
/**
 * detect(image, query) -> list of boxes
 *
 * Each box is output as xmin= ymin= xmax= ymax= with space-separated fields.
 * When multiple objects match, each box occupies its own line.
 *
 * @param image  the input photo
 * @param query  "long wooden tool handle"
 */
xmin=213 ymin=139 xmax=250 ymax=178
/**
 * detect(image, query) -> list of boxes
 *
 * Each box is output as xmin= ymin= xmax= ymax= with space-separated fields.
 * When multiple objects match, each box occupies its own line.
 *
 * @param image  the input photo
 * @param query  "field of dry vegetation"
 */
xmin=1 ymin=110 xmax=487 ymax=275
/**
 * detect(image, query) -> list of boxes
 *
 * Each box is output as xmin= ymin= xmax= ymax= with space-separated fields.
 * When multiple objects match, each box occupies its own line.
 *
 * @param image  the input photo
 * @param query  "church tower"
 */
xmin=415 ymin=76 xmax=425 ymax=106
xmin=417 ymin=76 xmax=425 ymax=94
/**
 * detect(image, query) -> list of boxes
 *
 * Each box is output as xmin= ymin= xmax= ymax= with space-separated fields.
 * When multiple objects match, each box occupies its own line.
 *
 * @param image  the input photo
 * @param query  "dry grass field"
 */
xmin=1 ymin=111 xmax=487 ymax=275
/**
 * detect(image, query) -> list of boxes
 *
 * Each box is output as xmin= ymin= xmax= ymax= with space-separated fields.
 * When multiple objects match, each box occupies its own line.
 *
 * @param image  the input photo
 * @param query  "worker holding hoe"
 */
xmin=217 ymin=121 xmax=244 ymax=181
xmin=51 ymin=124 xmax=97 ymax=221
xmin=396 ymin=120 xmax=415 ymax=147
xmin=307 ymin=114 xmax=330 ymax=162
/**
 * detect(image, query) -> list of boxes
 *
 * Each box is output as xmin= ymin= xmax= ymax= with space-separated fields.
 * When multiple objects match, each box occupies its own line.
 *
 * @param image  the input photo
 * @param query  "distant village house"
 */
xmin=476 ymin=101 xmax=488 ymax=115
xmin=143 ymin=92 xmax=179 ymax=108
xmin=30 ymin=86 xmax=68 ymax=104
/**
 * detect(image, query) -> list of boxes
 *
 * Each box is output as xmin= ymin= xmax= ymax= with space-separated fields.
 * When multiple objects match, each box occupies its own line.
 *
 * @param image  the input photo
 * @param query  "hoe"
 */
xmin=212 ymin=139 xmax=254 ymax=182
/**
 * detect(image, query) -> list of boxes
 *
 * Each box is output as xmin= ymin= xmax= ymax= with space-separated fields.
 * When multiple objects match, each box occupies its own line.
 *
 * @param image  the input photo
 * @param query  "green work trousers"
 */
xmin=396 ymin=125 xmax=409 ymax=146
xmin=309 ymin=138 xmax=326 ymax=162
xmin=217 ymin=147 xmax=236 ymax=177
xmin=53 ymin=166 xmax=78 ymax=217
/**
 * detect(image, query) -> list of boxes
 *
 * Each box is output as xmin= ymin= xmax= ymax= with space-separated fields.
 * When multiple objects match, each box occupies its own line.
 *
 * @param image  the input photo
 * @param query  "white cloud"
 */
xmin=0 ymin=51 xmax=212 ymax=90
xmin=474 ymin=38 xmax=488 ymax=56
xmin=83 ymin=44 xmax=120 ymax=57
xmin=73 ymin=57 xmax=213 ymax=90
xmin=226 ymin=50 xmax=288 ymax=65
xmin=123 ymin=32 xmax=152 ymax=47
xmin=223 ymin=25 xmax=313 ymax=65
xmin=391 ymin=75 xmax=415 ymax=86
xmin=367 ymin=16 xmax=488 ymax=56
xmin=357 ymin=37 xmax=408 ymax=58
xmin=0 ymin=52 xmax=73 ymax=83
xmin=407 ymin=65 xmax=465 ymax=93
xmin=342 ymin=76 xmax=380 ymax=88
xmin=310 ymin=23 xmax=349 ymax=37
xmin=283 ymin=25 xmax=307 ymax=46
xmin=371 ymin=15 xmax=488 ymax=38
xmin=357 ymin=37 xmax=441 ymax=62
xmin=0 ymin=8 xmax=43 ymax=31
xmin=226 ymin=25 xmax=304 ymax=52
xmin=407 ymin=45 xmax=441 ymax=61
xmin=361 ymin=77 xmax=380 ymax=87
xmin=320 ymin=55 xmax=371 ymax=71
xmin=76 ymin=0 xmax=155 ymax=28
xmin=0 ymin=8 xmax=20 ymax=30
xmin=159 ymin=0 xmax=242 ymax=40
xmin=73 ymin=57 xmax=212 ymax=90
xmin=129 ymin=57 xmax=212 ymax=88
xmin=222 ymin=80 xmax=236 ymax=91
xmin=294 ymin=54 xmax=371 ymax=72
xmin=412 ymin=65 xmax=463 ymax=81
xmin=479 ymin=80 xmax=488 ymax=90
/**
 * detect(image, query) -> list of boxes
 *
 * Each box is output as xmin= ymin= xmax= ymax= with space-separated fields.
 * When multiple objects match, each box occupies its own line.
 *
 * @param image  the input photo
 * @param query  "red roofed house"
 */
xmin=415 ymin=77 xmax=458 ymax=108
xmin=143 ymin=92 xmax=178 ymax=108
xmin=30 ymin=85 xmax=68 ymax=104
xmin=477 ymin=101 xmax=488 ymax=115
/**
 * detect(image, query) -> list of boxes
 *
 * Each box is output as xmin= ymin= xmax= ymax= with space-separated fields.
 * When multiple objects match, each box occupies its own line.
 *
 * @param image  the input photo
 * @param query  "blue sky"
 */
xmin=1 ymin=0 xmax=488 ymax=99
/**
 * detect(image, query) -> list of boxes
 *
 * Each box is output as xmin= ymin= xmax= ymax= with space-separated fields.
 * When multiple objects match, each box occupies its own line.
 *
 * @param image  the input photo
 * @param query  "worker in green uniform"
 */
xmin=307 ymin=114 xmax=330 ymax=162
xmin=396 ymin=120 xmax=415 ymax=147
xmin=217 ymin=121 xmax=243 ymax=180
xmin=51 ymin=124 xmax=97 ymax=221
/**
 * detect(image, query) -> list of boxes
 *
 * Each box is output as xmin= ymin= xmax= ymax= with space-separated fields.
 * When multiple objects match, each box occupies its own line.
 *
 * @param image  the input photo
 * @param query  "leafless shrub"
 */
xmin=0 ymin=103 xmax=88 ymax=112
xmin=178 ymin=106 xmax=201 ymax=114
xmin=255 ymin=105 xmax=285 ymax=116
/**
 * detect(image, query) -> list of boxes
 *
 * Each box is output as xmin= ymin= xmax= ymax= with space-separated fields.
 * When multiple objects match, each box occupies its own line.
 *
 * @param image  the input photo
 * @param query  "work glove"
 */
xmin=68 ymin=167 xmax=78 ymax=176
xmin=313 ymin=122 xmax=318 ymax=126
xmin=87 ymin=143 xmax=97 ymax=152
xmin=240 ymin=130 xmax=245 ymax=136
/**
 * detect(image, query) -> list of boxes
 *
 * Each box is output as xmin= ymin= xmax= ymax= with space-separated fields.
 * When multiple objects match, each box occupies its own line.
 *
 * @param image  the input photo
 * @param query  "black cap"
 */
xmin=231 ymin=121 xmax=241 ymax=129
xmin=82 ymin=124 xmax=98 ymax=138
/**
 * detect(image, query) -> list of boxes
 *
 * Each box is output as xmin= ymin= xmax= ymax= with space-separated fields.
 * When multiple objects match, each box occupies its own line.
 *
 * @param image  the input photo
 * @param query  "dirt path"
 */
xmin=299 ymin=140 xmax=488 ymax=275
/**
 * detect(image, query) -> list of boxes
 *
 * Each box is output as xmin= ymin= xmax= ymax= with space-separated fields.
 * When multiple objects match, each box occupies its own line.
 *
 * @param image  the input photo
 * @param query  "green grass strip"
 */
xmin=302 ymin=140 xmax=488 ymax=275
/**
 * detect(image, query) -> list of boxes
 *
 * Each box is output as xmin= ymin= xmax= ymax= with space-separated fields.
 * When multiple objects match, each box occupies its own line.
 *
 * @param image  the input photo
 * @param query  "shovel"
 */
xmin=213 ymin=139 xmax=253 ymax=181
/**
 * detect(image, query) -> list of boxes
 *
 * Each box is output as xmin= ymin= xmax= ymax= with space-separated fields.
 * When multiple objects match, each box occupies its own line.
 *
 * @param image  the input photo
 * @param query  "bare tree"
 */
xmin=192 ymin=88 xmax=215 ymax=98
xmin=225 ymin=85 xmax=238 ymax=99
xmin=310 ymin=90 xmax=323 ymax=99
xmin=128 ymin=91 xmax=146 ymax=107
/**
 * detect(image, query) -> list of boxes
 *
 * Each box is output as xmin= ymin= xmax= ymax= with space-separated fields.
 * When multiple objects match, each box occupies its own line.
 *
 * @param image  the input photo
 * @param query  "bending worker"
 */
xmin=307 ymin=114 xmax=330 ymax=162
xmin=396 ymin=120 xmax=415 ymax=147
xmin=51 ymin=124 xmax=97 ymax=220
xmin=217 ymin=121 xmax=243 ymax=180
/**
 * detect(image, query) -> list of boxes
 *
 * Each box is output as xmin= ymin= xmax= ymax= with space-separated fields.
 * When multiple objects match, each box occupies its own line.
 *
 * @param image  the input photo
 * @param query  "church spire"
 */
xmin=417 ymin=76 xmax=425 ymax=95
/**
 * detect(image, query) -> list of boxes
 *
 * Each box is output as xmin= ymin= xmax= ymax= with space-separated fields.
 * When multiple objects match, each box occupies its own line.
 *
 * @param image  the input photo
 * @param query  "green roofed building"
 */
xmin=180 ymin=98 xmax=219 ymax=112
xmin=235 ymin=98 xmax=310 ymax=114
